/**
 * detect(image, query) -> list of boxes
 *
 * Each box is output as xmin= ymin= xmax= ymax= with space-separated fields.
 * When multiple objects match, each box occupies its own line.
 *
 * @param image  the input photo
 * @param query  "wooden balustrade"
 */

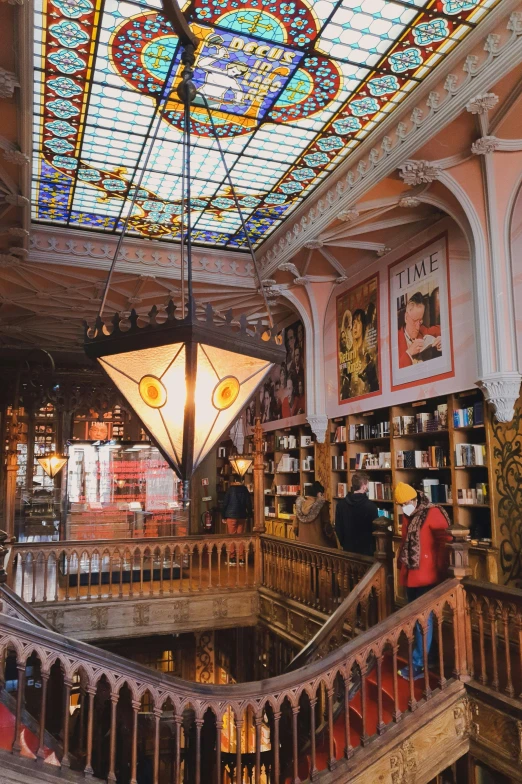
xmin=261 ymin=535 xmax=374 ymax=613
xmin=464 ymin=579 xmax=522 ymax=700
xmin=9 ymin=535 xmax=259 ymax=604
xmin=0 ymin=578 xmax=468 ymax=782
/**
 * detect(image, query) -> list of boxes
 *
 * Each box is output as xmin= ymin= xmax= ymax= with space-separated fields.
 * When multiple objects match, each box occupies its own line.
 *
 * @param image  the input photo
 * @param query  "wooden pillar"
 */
xmin=12 ymin=663 xmax=25 ymax=755
xmin=36 ymin=672 xmax=49 ymax=760
xmin=235 ymin=717 xmax=243 ymax=784
xmin=447 ymin=524 xmax=472 ymax=579
xmin=373 ymin=516 xmax=394 ymax=615
xmin=84 ymin=686 xmax=96 ymax=776
xmin=108 ymin=692 xmax=119 ymax=783
xmin=61 ymin=678 xmax=72 ymax=767
xmin=153 ymin=707 xmax=161 ymax=784
xmin=252 ymin=418 xmax=265 ymax=533
xmin=130 ymin=699 xmax=139 ymax=784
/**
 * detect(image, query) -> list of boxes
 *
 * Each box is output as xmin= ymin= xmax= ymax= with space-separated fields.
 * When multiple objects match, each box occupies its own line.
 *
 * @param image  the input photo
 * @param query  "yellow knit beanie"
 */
xmin=394 ymin=482 xmax=417 ymax=505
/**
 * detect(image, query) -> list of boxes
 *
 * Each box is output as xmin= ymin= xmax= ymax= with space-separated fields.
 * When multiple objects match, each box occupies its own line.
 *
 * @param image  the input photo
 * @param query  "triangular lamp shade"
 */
xmin=37 ymin=454 xmax=69 ymax=478
xmin=98 ymin=342 xmax=272 ymax=478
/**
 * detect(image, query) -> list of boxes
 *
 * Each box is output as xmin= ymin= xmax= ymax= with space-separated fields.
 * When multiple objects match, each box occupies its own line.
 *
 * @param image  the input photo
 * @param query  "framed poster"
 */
xmin=389 ymin=234 xmax=454 ymax=390
xmin=336 ymin=273 xmax=380 ymax=403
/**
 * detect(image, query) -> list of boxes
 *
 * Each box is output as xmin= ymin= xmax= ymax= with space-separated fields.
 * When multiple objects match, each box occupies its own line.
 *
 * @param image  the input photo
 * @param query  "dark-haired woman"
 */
xmin=293 ymin=481 xmax=336 ymax=548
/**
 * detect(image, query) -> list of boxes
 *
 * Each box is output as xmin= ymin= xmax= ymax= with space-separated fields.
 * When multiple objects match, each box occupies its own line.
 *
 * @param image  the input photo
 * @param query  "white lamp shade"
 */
xmin=98 ymin=341 xmax=272 ymax=477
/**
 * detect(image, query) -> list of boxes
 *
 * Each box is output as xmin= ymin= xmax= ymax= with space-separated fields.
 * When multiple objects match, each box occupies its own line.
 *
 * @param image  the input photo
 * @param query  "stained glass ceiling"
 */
xmin=33 ymin=0 xmax=498 ymax=249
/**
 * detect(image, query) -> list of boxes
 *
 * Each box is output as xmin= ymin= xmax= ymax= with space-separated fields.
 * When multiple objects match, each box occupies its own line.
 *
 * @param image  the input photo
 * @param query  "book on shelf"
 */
xmin=337 ymin=482 xmax=347 ymax=498
xmin=332 ymin=454 xmax=346 ymax=471
xmin=276 ymin=484 xmax=300 ymax=495
xmin=330 ymin=425 xmax=346 ymax=444
xmin=393 ymin=406 xmax=447 ymax=436
xmin=376 ymin=508 xmax=393 ymax=520
xmin=396 ymin=447 xmax=448 ymax=469
xmin=453 ymin=401 xmax=484 ymax=428
xmin=277 ymin=435 xmax=297 ymax=450
xmin=265 ymin=459 xmax=275 ymax=473
xmin=352 ymin=450 xmax=391 ymax=470
xmin=349 ymin=421 xmax=390 ymax=441
xmin=457 ymin=483 xmax=488 ymax=504
xmin=454 ymin=443 xmax=486 ymax=467
xmin=368 ymin=479 xmax=392 ymax=501
xmin=264 ymin=505 xmax=276 ymax=518
xmin=276 ymin=454 xmax=299 ymax=472
xmin=300 ymin=435 xmax=313 ymax=447
xmin=421 ymin=478 xmax=452 ymax=503
xmin=302 ymin=456 xmax=314 ymax=471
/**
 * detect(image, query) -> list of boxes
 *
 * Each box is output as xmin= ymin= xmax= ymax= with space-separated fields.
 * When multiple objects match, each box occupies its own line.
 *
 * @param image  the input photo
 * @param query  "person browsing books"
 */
xmin=335 ymin=471 xmax=378 ymax=556
xmin=221 ymin=474 xmax=252 ymax=566
xmin=399 ymin=292 xmax=442 ymax=368
xmin=394 ymin=482 xmax=451 ymax=680
xmin=293 ymin=481 xmax=336 ymax=548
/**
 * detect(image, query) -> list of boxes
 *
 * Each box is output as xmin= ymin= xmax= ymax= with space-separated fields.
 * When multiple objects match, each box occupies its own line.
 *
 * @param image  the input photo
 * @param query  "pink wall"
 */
xmin=323 ymin=217 xmax=478 ymax=417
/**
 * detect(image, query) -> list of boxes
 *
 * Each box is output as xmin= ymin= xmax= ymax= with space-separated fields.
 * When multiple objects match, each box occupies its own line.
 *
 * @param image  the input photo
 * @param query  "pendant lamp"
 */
xmin=228 ymin=416 xmax=253 ymax=478
xmin=85 ymin=1 xmax=284 ymax=485
xmin=37 ymin=452 xmax=69 ymax=479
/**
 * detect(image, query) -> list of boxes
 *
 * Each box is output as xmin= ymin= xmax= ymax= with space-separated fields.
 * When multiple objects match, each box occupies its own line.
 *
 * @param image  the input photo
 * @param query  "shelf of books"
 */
xmin=216 ymin=423 xmax=316 ymax=540
xmin=327 ymin=387 xmax=495 ymax=589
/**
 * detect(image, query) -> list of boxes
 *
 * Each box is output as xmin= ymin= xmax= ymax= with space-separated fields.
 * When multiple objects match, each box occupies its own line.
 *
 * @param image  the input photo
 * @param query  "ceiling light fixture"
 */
xmin=84 ymin=1 xmax=284 ymax=498
xmin=37 ymin=453 xmax=69 ymax=479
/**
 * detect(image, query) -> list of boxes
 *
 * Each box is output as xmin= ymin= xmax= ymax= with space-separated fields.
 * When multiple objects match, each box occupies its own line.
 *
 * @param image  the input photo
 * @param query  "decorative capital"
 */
xmin=2 ymin=149 xmax=29 ymax=166
xmin=376 ymin=246 xmax=391 ymax=257
xmin=337 ymin=209 xmax=359 ymax=222
xmin=335 ymin=275 xmax=348 ymax=285
xmin=307 ymin=414 xmax=328 ymax=443
xmin=304 ymin=239 xmax=324 ymax=250
xmin=398 ymin=196 xmax=421 ymax=209
xmin=0 ymin=254 xmax=18 ymax=268
xmin=471 ymin=135 xmax=500 ymax=155
xmin=466 ymin=93 xmax=499 ymax=115
xmin=293 ymin=275 xmax=309 ymax=286
xmin=477 ymin=372 xmax=522 ymax=423
xmin=9 ymin=246 xmax=28 ymax=258
xmin=398 ymin=160 xmax=442 ymax=186
xmin=0 ymin=68 xmax=19 ymax=99
xmin=7 ymin=227 xmax=29 ymax=238
xmin=279 ymin=261 xmax=300 ymax=277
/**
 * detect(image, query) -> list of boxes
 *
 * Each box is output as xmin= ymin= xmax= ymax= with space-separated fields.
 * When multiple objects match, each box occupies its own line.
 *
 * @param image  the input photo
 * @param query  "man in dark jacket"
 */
xmin=221 ymin=474 xmax=253 ymax=565
xmin=335 ymin=471 xmax=378 ymax=556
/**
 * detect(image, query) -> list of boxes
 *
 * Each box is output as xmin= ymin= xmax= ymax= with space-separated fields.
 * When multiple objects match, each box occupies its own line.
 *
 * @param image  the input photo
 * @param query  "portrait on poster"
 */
xmin=389 ymin=235 xmax=453 ymax=389
xmin=336 ymin=274 xmax=380 ymax=403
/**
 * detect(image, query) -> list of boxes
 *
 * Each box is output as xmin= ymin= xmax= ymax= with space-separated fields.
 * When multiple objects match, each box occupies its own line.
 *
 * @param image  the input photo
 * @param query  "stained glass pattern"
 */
xmin=33 ymin=0 xmax=498 ymax=247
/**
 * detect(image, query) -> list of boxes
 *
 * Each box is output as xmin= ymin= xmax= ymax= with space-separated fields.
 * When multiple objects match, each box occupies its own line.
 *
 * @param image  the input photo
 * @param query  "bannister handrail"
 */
xmin=10 ymin=533 xmax=259 ymax=550
xmin=463 ymin=577 xmax=522 ymax=602
xmin=260 ymin=533 xmax=375 ymax=563
xmin=284 ymin=561 xmax=386 ymax=672
xmin=0 ymin=578 xmax=462 ymax=705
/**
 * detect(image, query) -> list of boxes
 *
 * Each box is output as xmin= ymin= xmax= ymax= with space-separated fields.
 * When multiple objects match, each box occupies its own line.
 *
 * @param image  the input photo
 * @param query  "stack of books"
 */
xmin=454 ymin=443 xmax=487 ymax=466
xmin=393 ymin=404 xmax=448 ymax=436
xmin=349 ymin=421 xmax=390 ymax=441
xmin=332 ymin=454 xmax=346 ymax=470
xmin=276 ymin=484 xmax=300 ymax=495
xmin=352 ymin=451 xmax=391 ymax=470
xmin=368 ymin=479 xmax=393 ymax=501
xmin=396 ymin=447 xmax=448 ymax=469
xmin=276 ymin=454 xmax=299 ymax=472
xmin=457 ymin=484 xmax=488 ymax=504
xmin=302 ymin=456 xmax=314 ymax=471
xmin=331 ymin=425 xmax=346 ymax=444
xmin=277 ymin=435 xmax=297 ymax=449
xmin=265 ymin=459 xmax=275 ymax=473
xmin=421 ymin=478 xmax=452 ymax=503
xmin=453 ymin=401 xmax=484 ymax=428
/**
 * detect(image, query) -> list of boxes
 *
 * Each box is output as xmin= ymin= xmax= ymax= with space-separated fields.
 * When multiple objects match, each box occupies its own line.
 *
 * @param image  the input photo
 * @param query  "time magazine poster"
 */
xmin=336 ymin=274 xmax=380 ymax=403
xmin=389 ymin=234 xmax=454 ymax=390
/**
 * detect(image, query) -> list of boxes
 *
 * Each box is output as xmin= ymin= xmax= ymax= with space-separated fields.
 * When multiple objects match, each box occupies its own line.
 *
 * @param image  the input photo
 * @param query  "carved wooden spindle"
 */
xmin=391 ymin=646 xmax=401 ymax=723
xmin=422 ymin=619 xmax=431 ymax=700
xmin=86 ymin=552 xmax=92 ymax=600
xmin=84 ymin=686 xmax=96 ymax=776
xmin=174 ymin=715 xmax=182 ymax=784
xmin=502 ymin=605 xmax=514 ymax=698
xmin=309 ymin=697 xmax=318 ymax=778
xmin=20 ymin=555 xmax=26 ymax=601
xmin=129 ymin=700 xmax=139 ymax=784
xmin=254 ymin=714 xmax=262 ymax=784
xmin=153 ymin=707 xmax=162 ymax=784
xmin=252 ymin=418 xmax=266 ymax=534
xmin=360 ymin=665 xmax=368 ymax=746
xmin=376 ymin=654 xmax=385 ymax=735
xmin=327 ymin=687 xmax=336 ymax=769
xmin=407 ymin=635 xmax=417 ymax=712
xmin=489 ymin=603 xmax=500 ymax=691
xmin=437 ymin=615 xmax=447 ymax=691
xmin=31 ymin=555 xmax=37 ymax=603
xmin=272 ymin=711 xmax=280 ymax=782
xmin=477 ymin=601 xmax=488 ymax=685
xmin=61 ymin=677 xmax=72 ymax=767
xmin=215 ymin=717 xmax=223 ymax=784
xmin=12 ymin=662 xmax=25 ymax=755
xmin=235 ymin=717 xmax=243 ymax=784
xmin=42 ymin=554 xmax=48 ymax=603
xmin=195 ymin=717 xmax=203 ymax=784
xmin=36 ymin=672 xmax=49 ymax=760
xmin=108 ymin=692 xmax=119 ymax=782
xmin=343 ymin=675 xmax=353 ymax=759
xmin=291 ymin=705 xmax=301 ymax=784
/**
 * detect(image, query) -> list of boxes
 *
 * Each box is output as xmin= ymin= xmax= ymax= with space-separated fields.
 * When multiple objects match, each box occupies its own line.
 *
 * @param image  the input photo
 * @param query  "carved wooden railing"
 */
xmin=464 ymin=579 xmax=522 ymax=700
xmin=285 ymin=561 xmax=386 ymax=672
xmin=0 ymin=578 xmax=467 ymax=783
xmin=261 ymin=535 xmax=374 ymax=614
xmin=9 ymin=535 xmax=260 ymax=604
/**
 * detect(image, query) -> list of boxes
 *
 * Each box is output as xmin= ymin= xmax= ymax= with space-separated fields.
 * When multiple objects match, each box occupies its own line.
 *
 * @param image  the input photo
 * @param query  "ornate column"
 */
xmin=252 ymin=418 xmax=265 ymax=533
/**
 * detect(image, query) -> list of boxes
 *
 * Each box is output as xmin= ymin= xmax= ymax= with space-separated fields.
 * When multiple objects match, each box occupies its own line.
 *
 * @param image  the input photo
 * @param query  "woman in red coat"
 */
xmin=394 ymin=482 xmax=450 ymax=680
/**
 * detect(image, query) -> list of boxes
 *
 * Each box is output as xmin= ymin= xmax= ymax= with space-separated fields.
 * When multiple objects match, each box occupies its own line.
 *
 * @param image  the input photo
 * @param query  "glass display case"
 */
xmin=66 ymin=441 xmax=184 ymax=540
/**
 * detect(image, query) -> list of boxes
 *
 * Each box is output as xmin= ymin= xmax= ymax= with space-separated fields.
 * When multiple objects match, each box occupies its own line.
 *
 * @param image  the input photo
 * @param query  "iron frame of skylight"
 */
xmin=33 ymin=0 xmax=486 ymax=248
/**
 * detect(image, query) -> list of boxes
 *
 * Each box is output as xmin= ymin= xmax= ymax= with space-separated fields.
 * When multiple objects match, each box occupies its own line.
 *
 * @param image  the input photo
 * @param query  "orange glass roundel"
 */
xmin=139 ymin=375 xmax=167 ymax=408
xmin=212 ymin=376 xmax=240 ymax=410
